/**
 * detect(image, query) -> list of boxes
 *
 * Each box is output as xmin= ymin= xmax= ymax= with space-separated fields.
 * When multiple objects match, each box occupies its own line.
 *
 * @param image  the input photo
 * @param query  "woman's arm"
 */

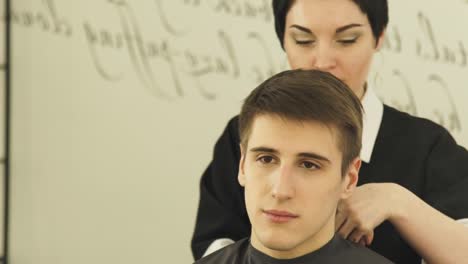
xmin=389 ymin=183 xmax=468 ymax=264
xmin=336 ymin=183 xmax=468 ymax=264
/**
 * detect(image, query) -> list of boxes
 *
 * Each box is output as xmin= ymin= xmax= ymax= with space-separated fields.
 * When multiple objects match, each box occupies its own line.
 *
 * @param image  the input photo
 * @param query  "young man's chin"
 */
xmin=253 ymin=230 xmax=304 ymax=256
xmin=257 ymin=238 xmax=307 ymax=259
xmin=263 ymin=240 xmax=298 ymax=252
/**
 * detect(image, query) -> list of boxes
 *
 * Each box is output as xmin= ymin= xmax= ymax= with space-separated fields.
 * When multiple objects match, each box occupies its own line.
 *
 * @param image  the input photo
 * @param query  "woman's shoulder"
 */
xmin=226 ymin=115 xmax=240 ymax=131
xmin=225 ymin=115 xmax=241 ymax=143
xmin=381 ymin=104 xmax=450 ymax=140
xmin=213 ymin=115 xmax=241 ymax=146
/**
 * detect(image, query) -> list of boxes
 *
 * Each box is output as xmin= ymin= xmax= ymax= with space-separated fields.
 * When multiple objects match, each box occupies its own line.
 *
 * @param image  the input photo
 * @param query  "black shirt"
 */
xmin=195 ymin=236 xmax=394 ymax=264
xmin=191 ymin=105 xmax=468 ymax=263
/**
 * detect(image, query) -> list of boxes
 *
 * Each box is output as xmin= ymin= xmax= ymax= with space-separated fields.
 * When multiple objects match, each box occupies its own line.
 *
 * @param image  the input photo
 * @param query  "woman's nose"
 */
xmin=311 ymin=45 xmax=337 ymax=71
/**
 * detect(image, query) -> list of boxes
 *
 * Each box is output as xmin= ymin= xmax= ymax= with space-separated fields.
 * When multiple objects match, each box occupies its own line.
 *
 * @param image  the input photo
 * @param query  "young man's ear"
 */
xmin=238 ymin=144 xmax=246 ymax=187
xmin=341 ymin=157 xmax=361 ymax=199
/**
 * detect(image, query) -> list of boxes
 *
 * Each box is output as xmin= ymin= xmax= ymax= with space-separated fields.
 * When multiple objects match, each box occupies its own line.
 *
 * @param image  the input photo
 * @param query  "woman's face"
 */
xmin=284 ymin=0 xmax=384 ymax=98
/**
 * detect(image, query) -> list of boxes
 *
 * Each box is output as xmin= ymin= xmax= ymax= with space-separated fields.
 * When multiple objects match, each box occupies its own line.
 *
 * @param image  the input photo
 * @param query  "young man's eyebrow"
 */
xmin=298 ymin=152 xmax=331 ymax=164
xmin=249 ymin=147 xmax=278 ymax=154
xmin=249 ymin=147 xmax=331 ymax=163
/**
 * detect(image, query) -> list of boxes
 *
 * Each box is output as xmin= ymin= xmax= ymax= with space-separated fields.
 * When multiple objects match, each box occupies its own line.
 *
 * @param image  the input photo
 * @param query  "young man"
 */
xmin=195 ymin=70 xmax=393 ymax=263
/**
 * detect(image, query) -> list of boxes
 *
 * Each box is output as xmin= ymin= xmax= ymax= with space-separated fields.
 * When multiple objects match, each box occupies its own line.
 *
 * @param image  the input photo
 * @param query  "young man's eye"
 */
xmin=301 ymin=161 xmax=320 ymax=170
xmin=258 ymin=156 xmax=274 ymax=164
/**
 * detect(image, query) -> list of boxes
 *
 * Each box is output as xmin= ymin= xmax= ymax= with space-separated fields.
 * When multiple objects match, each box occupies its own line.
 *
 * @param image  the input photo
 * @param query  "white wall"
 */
xmin=8 ymin=0 xmax=468 ymax=263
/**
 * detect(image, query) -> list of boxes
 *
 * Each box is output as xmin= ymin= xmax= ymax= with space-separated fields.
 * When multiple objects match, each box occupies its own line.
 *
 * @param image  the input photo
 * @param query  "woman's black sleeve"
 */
xmin=424 ymin=128 xmax=468 ymax=220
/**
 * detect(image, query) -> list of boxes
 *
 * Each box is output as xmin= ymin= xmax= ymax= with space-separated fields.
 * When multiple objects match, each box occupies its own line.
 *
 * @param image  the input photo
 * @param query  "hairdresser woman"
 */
xmin=191 ymin=0 xmax=468 ymax=263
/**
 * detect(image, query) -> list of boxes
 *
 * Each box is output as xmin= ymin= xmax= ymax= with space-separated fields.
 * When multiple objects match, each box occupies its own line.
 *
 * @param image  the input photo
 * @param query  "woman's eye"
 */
xmin=301 ymin=161 xmax=319 ymax=170
xmin=258 ymin=156 xmax=274 ymax=164
xmin=295 ymin=40 xmax=314 ymax=46
xmin=338 ymin=38 xmax=357 ymax=45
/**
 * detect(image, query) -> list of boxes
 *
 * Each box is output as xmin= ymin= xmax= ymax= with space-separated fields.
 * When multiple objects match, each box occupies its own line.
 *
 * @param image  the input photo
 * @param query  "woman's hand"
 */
xmin=336 ymin=182 xmax=468 ymax=263
xmin=335 ymin=183 xmax=403 ymax=246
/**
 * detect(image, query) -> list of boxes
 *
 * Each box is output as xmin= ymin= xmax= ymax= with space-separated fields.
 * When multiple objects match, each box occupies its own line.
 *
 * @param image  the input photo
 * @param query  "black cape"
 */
xmin=195 ymin=235 xmax=394 ymax=264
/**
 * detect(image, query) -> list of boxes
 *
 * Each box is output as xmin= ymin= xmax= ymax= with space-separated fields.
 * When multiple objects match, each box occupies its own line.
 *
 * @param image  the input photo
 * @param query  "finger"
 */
xmin=348 ymin=229 xmax=366 ymax=244
xmin=358 ymin=238 xmax=366 ymax=247
xmin=337 ymin=218 xmax=355 ymax=239
xmin=349 ymin=229 xmax=375 ymax=246
xmin=364 ymin=230 xmax=374 ymax=246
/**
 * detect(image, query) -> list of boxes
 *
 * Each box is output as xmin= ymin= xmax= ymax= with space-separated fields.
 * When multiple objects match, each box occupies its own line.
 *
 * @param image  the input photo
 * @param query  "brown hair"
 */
xmin=239 ymin=69 xmax=363 ymax=175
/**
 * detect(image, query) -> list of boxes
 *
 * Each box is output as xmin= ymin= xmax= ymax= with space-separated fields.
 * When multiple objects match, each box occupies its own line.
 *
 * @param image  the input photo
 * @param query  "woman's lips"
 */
xmin=263 ymin=209 xmax=299 ymax=223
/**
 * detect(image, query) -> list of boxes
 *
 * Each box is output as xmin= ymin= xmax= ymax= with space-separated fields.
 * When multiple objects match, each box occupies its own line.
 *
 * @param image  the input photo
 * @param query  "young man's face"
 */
xmin=238 ymin=114 xmax=359 ymax=259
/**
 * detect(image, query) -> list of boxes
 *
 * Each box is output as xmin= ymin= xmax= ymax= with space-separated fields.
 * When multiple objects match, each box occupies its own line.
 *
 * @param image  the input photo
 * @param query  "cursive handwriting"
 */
xmin=7 ymin=0 xmax=72 ymax=37
xmin=84 ymin=0 xmax=263 ymax=100
xmin=183 ymin=30 xmax=240 ymax=80
xmin=426 ymin=74 xmax=461 ymax=132
xmin=4 ymin=0 xmax=467 ymax=135
xmin=382 ymin=25 xmax=403 ymax=53
xmin=415 ymin=11 xmax=468 ymax=68
xmin=390 ymin=69 xmax=418 ymax=116
xmin=154 ymin=0 xmax=189 ymax=36
xmin=378 ymin=70 xmax=462 ymax=133
xmin=83 ymin=21 xmax=124 ymax=82
xmin=84 ymin=0 xmax=180 ymax=99
xmin=182 ymin=0 xmax=272 ymax=22
xmin=247 ymin=31 xmax=286 ymax=83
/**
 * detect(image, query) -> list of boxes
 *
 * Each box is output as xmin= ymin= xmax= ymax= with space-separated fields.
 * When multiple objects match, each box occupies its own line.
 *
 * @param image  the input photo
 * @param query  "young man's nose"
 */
xmin=271 ymin=165 xmax=295 ymax=200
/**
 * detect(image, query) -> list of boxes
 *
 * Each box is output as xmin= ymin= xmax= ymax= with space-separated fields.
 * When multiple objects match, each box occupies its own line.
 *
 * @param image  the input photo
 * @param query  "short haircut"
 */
xmin=239 ymin=69 xmax=363 ymax=175
xmin=272 ymin=0 xmax=388 ymax=48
